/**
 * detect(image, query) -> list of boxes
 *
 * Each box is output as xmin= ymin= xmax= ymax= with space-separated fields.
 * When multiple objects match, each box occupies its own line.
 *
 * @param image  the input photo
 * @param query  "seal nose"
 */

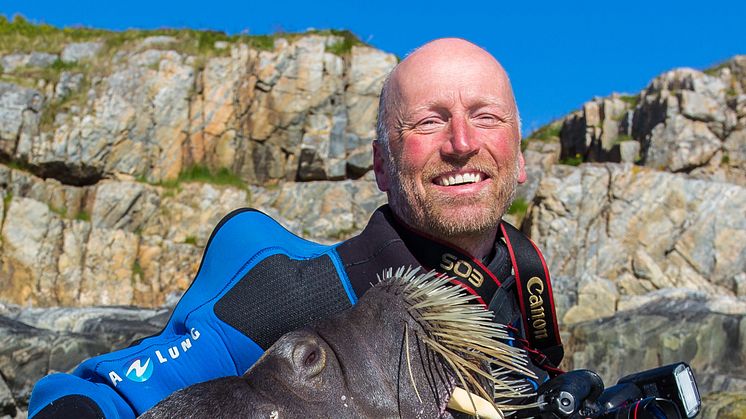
xmin=291 ymin=336 xmax=327 ymax=379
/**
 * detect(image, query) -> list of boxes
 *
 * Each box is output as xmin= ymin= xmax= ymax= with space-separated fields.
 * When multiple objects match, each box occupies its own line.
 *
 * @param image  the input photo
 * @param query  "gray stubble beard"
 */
xmin=386 ymin=158 xmax=520 ymax=242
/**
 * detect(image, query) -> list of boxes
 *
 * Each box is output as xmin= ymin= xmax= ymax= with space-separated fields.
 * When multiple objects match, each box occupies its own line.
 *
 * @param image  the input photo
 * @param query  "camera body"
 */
xmin=522 ymin=362 xmax=701 ymax=419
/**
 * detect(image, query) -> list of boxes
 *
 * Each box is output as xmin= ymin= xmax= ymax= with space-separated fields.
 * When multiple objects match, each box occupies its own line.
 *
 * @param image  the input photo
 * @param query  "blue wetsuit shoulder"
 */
xmin=29 ymin=208 xmax=356 ymax=418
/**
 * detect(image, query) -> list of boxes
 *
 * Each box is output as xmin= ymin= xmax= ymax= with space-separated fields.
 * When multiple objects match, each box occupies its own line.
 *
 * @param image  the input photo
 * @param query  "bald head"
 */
xmin=376 ymin=38 xmax=520 ymax=148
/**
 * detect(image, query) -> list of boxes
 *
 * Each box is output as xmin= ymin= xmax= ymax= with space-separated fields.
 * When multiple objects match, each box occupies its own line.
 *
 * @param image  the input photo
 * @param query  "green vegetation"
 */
xmin=3 ymin=192 xmax=13 ymax=213
xmin=75 ymin=209 xmax=90 ymax=221
xmin=722 ymin=152 xmax=730 ymax=165
xmin=175 ymin=165 xmax=247 ymax=189
xmin=141 ymin=164 xmax=248 ymax=190
xmin=703 ymin=61 xmax=728 ymax=76
xmin=507 ymin=198 xmax=529 ymax=216
xmin=526 ymin=122 xmax=562 ymax=142
xmin=132 ymin=260 xmax=145 ymax=278
xmin=1 ymin=15 xmax=366 ymax=58
xmin=618 ymin=94 xmax=639 ymax=107
xmin=523 ymin=122 xmax=562 ymax=151
xmin=560 ymin=153 xmax=584 ymax=166
xmin=184 ymin=235 xmax=198 ymax=245
xmin=39 ymin=75 xmax=91 ymax=130
xmin=5 ymin=160 xmax=33 ymax=172
xmin=325 ymin=30 xmax=364 ymax=56
xmin=48 ymin=203 xmax=67 ymax=217
xmin=0 ymin=15 xmax=108 ymax=55
xmin=614 ymin=134 xmax=633 ymax=144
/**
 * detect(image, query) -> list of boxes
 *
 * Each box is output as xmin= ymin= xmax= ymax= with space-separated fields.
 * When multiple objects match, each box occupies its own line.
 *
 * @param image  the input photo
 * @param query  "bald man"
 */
xmin=28 ymin=38 xmax=560 ymax=418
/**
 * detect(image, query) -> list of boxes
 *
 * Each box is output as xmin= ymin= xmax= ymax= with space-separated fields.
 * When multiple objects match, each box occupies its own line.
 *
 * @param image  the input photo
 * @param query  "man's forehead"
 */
xmin=390 ymin=39 xmax=513 ymax=106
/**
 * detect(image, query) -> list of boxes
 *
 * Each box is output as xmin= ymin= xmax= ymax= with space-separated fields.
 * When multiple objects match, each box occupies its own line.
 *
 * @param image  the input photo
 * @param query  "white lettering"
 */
xmin=453 ymin=260 xmax=472 ymax=278
xmin=109 ymin=371 xmax=123 ymax=387
xmin=180 ymin=338 xmax=192 ymax=352
xmin=190 ymin=328 xmax=201 ymax=340
xmin=156 ymin=350 xmax=168 ymax=363
xmin=168 ymin=346 xmax=180 ymax=359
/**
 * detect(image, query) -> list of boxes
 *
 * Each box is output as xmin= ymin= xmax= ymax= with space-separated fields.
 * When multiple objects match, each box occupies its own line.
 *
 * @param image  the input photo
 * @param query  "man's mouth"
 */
xmin=433 ymin=171 xmax=486 ymax=187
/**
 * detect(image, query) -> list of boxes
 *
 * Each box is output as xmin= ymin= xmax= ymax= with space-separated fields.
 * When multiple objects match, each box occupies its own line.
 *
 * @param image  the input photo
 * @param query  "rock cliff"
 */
xmin=0 ymin=18 xmax=743 ymax=418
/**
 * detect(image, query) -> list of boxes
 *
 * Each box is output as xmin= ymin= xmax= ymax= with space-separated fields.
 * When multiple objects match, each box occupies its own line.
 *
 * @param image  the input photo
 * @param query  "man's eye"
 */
xmin=474 ymin=114 xmax=501 ymax=126
xmin=416 ymin=118 xmax=443 ymax=129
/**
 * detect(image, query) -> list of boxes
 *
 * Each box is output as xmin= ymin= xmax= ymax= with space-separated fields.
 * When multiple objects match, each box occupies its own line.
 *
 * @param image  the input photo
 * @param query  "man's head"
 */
xmin=373 ymin=38 xmax=526 ymax=252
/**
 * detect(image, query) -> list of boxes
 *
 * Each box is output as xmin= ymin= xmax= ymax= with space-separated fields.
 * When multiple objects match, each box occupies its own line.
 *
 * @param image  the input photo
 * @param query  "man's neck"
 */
xmin=385 ymin=205 xmax=500 ymax=259
xmin=439 ymin=229 xmax=498 ymax=260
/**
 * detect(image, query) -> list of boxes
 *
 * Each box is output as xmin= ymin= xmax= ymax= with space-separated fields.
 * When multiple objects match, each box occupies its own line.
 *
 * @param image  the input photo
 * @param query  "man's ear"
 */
xmin=372 ymin=140 xmax=390 ymax=192
xmin=517 ymin=150 xmax=527 ymax=184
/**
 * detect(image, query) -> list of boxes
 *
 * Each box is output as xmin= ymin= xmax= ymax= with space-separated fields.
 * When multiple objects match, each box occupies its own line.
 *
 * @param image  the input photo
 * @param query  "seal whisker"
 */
xmin=404 ymin=322 xmax=423 ymax=404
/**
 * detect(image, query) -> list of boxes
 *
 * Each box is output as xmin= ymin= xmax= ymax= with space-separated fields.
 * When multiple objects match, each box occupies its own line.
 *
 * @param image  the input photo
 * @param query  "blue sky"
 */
xmin=2 ymin=0 xmax=744 ymax=134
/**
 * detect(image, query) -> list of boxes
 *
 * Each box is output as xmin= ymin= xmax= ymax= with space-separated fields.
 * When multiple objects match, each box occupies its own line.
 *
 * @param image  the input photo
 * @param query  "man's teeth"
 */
xmin=437 ymin=173 xmax=482 ymax=186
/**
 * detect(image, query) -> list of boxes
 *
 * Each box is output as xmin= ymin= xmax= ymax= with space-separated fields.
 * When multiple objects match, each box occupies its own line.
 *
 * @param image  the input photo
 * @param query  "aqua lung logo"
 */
xmin=108 ymin=328 xmax=201 ymax=387
xmin=125 ymin=357 xmax=153 ymax=382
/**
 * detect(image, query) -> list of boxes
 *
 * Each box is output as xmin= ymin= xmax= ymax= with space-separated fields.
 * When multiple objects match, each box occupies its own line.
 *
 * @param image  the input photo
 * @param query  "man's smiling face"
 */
xmin=374 ymin=39 xmax=526 ymax=242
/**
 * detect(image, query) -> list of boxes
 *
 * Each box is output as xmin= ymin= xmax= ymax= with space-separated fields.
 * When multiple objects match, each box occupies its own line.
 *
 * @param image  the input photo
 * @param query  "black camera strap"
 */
xmin=500 ymin=221 xmax=564 ymax=369
xmin=394 ymin=221 xmax=502 ymax=307
xmin=392 ymin=216 xmax=564 ymax=371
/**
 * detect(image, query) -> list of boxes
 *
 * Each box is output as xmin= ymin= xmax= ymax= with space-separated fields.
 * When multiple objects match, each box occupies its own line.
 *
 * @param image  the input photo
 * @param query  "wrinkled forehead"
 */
xmin=391 ymin=43 xmax=515 ymax=110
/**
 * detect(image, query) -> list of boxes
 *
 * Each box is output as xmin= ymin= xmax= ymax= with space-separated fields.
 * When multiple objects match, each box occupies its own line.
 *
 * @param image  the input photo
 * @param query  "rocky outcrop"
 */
xmin=554 ymin=56 xmax=746 ymax=186
xmin=0 ymin=302 xmax=167 ymax=416
xmin=0 ymin=34 xmax=396 ymax=187
xmin=526 ymin=163 xmax=745 ymax=324
xmin=564 ymin=292 xmax=746 ymax=394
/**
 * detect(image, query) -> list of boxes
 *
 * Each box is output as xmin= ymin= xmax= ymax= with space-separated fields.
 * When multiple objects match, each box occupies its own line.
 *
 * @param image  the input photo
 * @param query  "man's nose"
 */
xmin=441 ymin=117 xmax=479 ymax=159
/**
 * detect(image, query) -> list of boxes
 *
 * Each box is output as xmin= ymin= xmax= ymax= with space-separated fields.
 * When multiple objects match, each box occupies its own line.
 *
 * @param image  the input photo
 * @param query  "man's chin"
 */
xmin=424 ymin=204 xmax=502 ymax=238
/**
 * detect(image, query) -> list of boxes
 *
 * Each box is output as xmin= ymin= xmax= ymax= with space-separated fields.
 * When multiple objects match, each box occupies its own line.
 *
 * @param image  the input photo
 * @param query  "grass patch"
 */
xmin=48 ymin=203 xmax=67 ymax=217
xmin=184 ymin=235 xmax=198 ymax=245
xmin=703 ymin=61 xmax=728 ymax=76
xmin=722 ymin=152 xmax=730 ymax=165
xmin=523 ymin=122 xmax=562 ymax=151
xmin=140 ymin=164 xmax=248 ymax=190
xmin=176 ymin=165 xmax=247 ymax=188
xmin=614 ymin=134 xmax=633 ymax=145
xmin=325 ymin=30 xmax=363 ymax=56
xmin=618 ymin=95 xmax=639 ymax=107
xmin=560 ymin=153 xmax=584 ymax=166
xmin=75 ymin=209 xmax=90 ymax=221
xmin=507 ymin=198 xmax=529 ymax=216
xmin=132 ymin=260 xmax=144 ymax=278
xmin=526 ymin=123 xmax=561 ymax=141
xmin=5 ymin=159 xmax=33 ymax=172
xmin=0 ymin=15 xmax=109 ymax=55
xmin=39 ymin=74 xmax=90 ymax=130
xmin=1 ymin=15 xmax=367 ymax=59
xmin=3 ymin=192 xmax=13 ymax=213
